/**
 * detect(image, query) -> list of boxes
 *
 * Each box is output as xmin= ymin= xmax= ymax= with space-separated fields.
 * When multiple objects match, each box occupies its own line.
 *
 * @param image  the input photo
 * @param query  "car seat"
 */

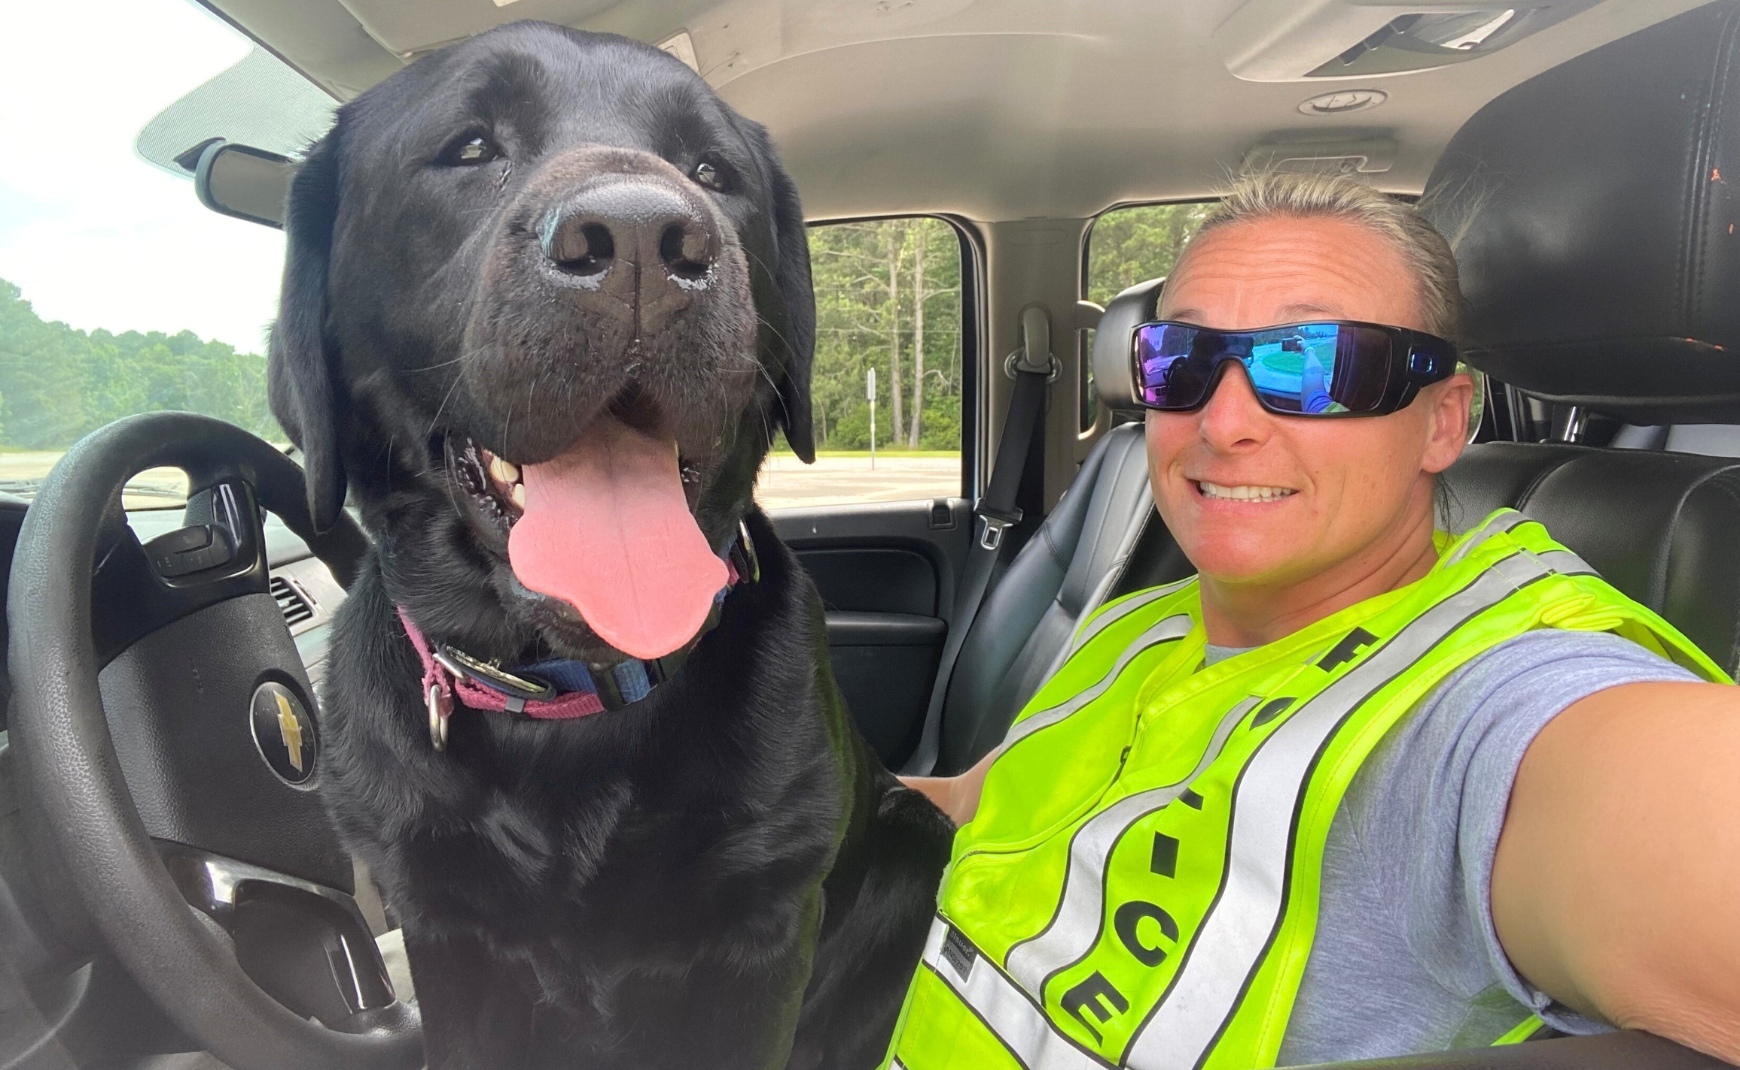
xmin=1416 ymin=0 xmax=1740 ymax=675
xmin=933 ymin=271 xmax=1246 ymax=773
xmin=1448 ymin=1 xmax=1740 ymax=471
xmin=931 ymin=411 xmax=1174 ymax=773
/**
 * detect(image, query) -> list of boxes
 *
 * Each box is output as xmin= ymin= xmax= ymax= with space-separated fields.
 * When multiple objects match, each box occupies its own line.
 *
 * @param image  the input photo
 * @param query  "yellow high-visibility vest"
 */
xmin=884 ymin=510 xmax=1726 ymax=1070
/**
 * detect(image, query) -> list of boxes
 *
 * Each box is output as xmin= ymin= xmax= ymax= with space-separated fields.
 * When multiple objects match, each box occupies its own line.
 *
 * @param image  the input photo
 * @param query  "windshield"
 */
xmin=0 ymin=0 xmax=330 ymax=508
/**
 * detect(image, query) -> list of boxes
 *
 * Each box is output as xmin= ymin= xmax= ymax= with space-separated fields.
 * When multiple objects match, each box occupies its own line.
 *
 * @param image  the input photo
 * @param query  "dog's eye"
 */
xmin=691 ymin=156 xmax=733 ymax=193
xmin=440 ymin=134 xmax=502 ymax=167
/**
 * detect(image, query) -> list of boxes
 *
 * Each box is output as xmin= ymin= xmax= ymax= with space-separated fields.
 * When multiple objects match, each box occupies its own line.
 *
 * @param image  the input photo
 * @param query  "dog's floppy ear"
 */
xmin=762 ymin=140 xmax=817 ymax=464
xmin=268 ymin=133 xmax=347 ymax=532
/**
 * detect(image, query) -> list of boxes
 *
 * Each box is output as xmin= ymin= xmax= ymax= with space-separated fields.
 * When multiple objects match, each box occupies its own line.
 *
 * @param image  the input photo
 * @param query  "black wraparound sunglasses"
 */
xmin=1130 ymin=320 xmax=1458 ymax=417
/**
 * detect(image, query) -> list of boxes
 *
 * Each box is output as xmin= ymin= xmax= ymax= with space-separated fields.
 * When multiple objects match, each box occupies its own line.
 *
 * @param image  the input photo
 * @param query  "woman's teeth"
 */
xmin=1196 ymin=480 xmax=1296 ymax=502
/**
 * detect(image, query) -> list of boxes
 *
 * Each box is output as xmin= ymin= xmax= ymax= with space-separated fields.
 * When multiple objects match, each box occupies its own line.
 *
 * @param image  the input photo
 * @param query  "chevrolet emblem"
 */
xmin=250 ymin=681 xmax=318 ymax=785
xmin=274 ymin=689 xmax=306 ymax=773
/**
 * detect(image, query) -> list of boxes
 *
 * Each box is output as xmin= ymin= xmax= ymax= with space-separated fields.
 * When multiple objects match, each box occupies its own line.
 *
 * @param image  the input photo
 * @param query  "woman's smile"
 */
xmin=1192 ymin=479 xmax=1298 ymax=503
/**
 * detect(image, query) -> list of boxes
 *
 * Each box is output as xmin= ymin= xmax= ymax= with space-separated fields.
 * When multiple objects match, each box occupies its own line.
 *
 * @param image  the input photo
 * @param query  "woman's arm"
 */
xmin=898 ymin=751 xmax=996 ymax=826
xmin=1492 ymin=679 xmax=1740 ymax=1061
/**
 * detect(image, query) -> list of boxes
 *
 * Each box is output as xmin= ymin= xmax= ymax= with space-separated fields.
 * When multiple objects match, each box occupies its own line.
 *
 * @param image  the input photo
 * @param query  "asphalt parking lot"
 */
xmin=756 ymin=454 xmax=962 ymax=510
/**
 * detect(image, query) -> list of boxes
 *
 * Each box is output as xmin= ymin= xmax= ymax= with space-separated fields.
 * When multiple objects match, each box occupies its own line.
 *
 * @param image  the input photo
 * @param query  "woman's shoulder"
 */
xmin=1360 ymin=628 xmax=1701 ymax=816
xmin=1457 ymin=628 xmax=1698 ymax=684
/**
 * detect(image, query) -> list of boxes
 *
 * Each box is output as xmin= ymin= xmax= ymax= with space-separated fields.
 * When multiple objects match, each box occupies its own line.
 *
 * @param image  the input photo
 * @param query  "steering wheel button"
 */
xmin=155 ymin=547 xmax=210 ymax=577
xmin=147 ymin=526 xmax=237 ymax=577
xmin=146 ymin=523 xmax=213 ymax=554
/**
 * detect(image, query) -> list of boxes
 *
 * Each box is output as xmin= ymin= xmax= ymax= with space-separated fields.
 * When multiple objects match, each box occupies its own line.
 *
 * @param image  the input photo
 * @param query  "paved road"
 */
xmin=0 ymin=450 xmax=964 ymax=513
xmin=757 ymin=455 xmax=962 ymax=510
xmin=0 ymin=452 xmax=188 ymax=510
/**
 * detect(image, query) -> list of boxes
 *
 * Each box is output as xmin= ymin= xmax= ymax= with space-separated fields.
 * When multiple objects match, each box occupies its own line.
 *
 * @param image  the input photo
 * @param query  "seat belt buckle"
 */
xmin=976 ymin=505 xmax=1023 ymax=551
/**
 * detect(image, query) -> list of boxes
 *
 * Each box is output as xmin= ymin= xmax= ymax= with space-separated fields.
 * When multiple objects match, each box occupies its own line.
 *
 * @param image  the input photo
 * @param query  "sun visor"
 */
xmin=1092 ymin=278 xmax=1165 ymax=413
xmin=333 ymin=0 xmax=621 ymax=57
xmin=1420 ymin=2 xmax=1740 ymax=424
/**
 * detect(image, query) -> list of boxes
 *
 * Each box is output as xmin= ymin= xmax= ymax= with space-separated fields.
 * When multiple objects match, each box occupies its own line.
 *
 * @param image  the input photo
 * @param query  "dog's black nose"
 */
xmin=539 ymin=180 xmax=717 ymax=300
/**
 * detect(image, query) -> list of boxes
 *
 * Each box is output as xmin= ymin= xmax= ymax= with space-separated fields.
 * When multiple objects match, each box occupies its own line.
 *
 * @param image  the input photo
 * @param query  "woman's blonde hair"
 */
xmin=1190 ymin=171 xmax=1465 ymax=344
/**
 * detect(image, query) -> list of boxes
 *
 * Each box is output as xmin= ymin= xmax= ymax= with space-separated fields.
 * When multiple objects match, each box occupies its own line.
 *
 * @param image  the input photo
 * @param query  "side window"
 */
xmin=758 ymin=217 xmax=968 ymax=510
xmin=1080 ymin=202 xmax=1215 ymax=430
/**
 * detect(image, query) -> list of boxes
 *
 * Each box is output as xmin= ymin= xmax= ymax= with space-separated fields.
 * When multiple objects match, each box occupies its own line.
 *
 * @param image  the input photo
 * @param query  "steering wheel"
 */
xmin=7 ymin=412 xmax=421 ymax=1070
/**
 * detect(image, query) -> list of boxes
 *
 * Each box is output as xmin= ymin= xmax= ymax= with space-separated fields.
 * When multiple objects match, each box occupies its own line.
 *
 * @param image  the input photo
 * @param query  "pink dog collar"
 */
xmin=397 ymin=522 xmax=754 ymax=751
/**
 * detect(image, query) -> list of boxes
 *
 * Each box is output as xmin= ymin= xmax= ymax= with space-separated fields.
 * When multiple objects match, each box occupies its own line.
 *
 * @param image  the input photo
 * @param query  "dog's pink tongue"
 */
xmin=507 ymin=418 xmax=726 ymax=660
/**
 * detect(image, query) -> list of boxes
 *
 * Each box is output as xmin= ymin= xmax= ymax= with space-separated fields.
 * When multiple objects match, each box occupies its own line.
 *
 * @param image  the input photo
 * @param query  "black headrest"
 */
xmin=1421 ymin=2 xmax=1740 ymax=424
xmin=1092 ymin=278 xmax=1164 ymax=412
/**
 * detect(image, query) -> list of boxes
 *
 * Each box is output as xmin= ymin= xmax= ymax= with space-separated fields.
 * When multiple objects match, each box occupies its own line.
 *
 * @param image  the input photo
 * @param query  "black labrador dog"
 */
xmin=268 ymin=21 xmax=951 ymax=1070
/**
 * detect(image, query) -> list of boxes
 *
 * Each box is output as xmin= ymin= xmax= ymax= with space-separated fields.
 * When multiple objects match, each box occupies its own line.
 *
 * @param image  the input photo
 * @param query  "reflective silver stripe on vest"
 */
xmin=1063 ymin=578 xmax=1196 ymax=664
xmin=919 ymin=916 xmax=1113 ymax=1070
xmin=998 ymin=614 xmax=1194 ymax=755
xmin=1123 ymin=551 xmax=1553 ymax=1069
xmin=1533 ymin=548 xmax=1598 ymax=577
xmin=1441 ymin=510 xmax=1527 ymax=566
xmin=1005 ymin=697 xmax=1261 ymax=996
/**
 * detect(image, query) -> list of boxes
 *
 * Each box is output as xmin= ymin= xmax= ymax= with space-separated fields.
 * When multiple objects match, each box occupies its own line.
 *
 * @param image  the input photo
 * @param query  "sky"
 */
xmin=0 ymin=0 xmax=295 ymax=355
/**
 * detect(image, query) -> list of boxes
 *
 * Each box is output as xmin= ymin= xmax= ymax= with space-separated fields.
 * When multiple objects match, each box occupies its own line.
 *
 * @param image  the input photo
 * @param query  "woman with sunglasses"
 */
xmin=885 ymin=172 xmax=1740 ymax=1069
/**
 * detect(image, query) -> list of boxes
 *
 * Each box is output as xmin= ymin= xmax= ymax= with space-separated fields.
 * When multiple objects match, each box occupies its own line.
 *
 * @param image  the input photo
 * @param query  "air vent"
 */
xmin=271 ymin=576 xmax=316 ymax=629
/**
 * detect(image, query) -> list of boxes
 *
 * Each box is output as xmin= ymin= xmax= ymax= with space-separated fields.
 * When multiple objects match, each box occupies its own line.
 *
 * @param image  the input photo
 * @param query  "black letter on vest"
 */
xmin=1149 ymin=831 xmax=1179 ymax=878
xmin=1114 ymin=900 xmax=1179 ymax=967
xmin=1059 ymin=971 xmax=1130 ymax=1042
xmin=1317 ymin=627 xmax=1377 ymax=673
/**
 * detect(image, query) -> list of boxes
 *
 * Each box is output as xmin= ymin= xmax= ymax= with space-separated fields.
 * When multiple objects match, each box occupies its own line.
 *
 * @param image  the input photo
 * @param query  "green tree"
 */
xmin=801 ymin=206 xmax=1210 ymax=454
xmin=806 ymin=218 xmax=962 ymax=451
xmin=1084 ymin=202 xmax=1214 ymax=308
xmin=0 ymin=278 xmax=282 ymax=449
xmin=1077 ymin=202 xmax=1216 ymax=429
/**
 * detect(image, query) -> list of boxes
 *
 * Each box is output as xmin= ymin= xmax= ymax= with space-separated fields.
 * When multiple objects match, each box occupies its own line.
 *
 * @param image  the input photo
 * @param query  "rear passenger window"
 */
xmin=1081 ymin=202 xmax=1215 ymax=430
xmin=758 ymin=217 xmax=969 ymax=510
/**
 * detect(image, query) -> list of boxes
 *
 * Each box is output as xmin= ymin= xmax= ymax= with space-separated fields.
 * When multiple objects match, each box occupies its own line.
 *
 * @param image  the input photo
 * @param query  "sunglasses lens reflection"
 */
xmin=1133 ymin=323 xmax=1396 ymax=415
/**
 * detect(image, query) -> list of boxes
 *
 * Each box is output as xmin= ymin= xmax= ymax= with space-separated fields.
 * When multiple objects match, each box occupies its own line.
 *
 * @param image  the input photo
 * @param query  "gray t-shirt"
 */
xmin=1233 ymin=628 xmax=1701 ymax=1065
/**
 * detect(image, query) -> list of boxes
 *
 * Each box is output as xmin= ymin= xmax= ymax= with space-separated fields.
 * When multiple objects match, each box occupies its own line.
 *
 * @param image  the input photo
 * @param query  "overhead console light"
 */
xmin=1297 ymin=88 xmax=1389 ymax=115
xmin=1243 ymin=136 xmax=1398 ymax=174
xmin=1214 ymin=0 xmax=1601 ymax=82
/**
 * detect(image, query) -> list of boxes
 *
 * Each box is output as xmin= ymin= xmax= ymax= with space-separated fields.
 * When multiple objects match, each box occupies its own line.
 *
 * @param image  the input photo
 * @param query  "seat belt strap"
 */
xmin=902 ymin=309 xmax=1054 ymax=775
